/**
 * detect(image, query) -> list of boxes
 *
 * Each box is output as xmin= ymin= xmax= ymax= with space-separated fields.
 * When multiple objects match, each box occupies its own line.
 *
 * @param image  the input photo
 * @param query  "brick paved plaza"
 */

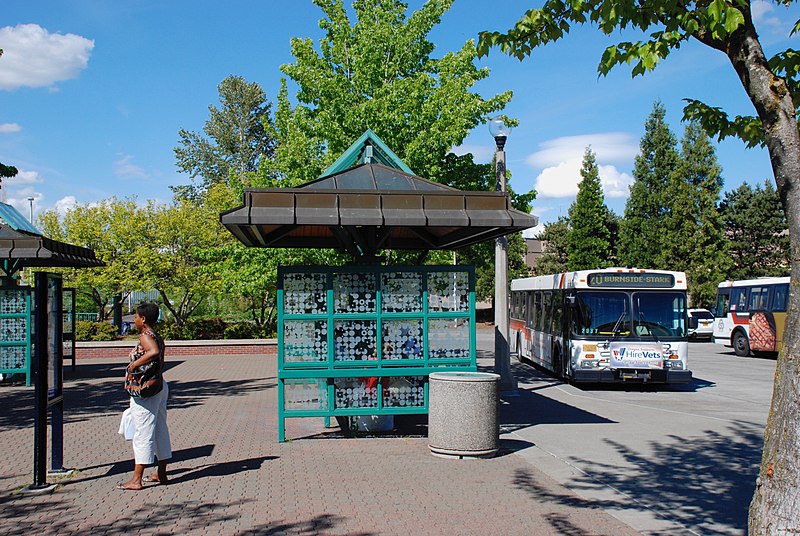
xmin=0 ymin=343 xmax=639 ymax=535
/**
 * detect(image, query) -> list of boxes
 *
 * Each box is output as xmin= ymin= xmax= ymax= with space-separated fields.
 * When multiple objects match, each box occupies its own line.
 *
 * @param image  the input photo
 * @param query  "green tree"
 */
xmin=264 ymin=0 xmax=513 ymax=185
xmin=174 ymin=75 xmax=276 ymax=200
xmin=721 ymin=181 xmax=789 ymax=280
xmin=479 ymin=2 xmax=800 ymax=529
xmin=140 ymin=190 xmax=232 ymax=327
xmin=618 ymin=102 xmax=680 ymax=268
xmin=567 ymin=147 xmax=612 ymax=270
xmin=38 ymin=198 xmax=151 ymax=320
xmin=534 ymin=217 xmax=570 ymax=275
xmin=665 ymin=121 xmax=731 ymax=307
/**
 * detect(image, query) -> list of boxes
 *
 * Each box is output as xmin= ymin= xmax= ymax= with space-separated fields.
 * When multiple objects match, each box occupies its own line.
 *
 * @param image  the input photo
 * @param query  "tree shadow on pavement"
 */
xmin=0 ymin=495 xmax=363 ymax=536
xmin=512 ymin=421 xmax=762 ymax=535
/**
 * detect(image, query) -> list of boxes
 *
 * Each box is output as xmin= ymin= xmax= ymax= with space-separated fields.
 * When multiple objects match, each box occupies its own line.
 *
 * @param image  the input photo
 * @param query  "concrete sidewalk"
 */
xmin=0 ymin=351 xmax=639 ymax=535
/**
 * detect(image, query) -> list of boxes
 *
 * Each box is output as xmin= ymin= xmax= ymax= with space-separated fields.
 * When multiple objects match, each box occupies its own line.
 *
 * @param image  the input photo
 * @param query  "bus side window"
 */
xmin=731 ymin=287 xmax=748 ymax=312
xmin=749 ymin=286 xmax=769 ymax=311
xmin=715 ymin=291 xmax=730 ymax=317
xmin=552 ymin=292 xmax=564 ymax=336
xmin=771 ymin=284 xmax=789 ymax=312
xmin=542 ymin=291 xmax=552 ymax=334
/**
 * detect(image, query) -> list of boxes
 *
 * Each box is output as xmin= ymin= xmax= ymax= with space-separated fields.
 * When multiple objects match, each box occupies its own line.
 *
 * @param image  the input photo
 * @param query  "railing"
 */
xmin=277 ymin=264 xmax=477 ymax=442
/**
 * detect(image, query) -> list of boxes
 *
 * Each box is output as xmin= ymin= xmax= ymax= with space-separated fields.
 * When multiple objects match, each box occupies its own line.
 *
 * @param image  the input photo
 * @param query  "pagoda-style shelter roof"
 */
xmin=221 ymin=130 xmax=538 ymax=258
xmin=0 ymin=203 xmax=103 ymax=274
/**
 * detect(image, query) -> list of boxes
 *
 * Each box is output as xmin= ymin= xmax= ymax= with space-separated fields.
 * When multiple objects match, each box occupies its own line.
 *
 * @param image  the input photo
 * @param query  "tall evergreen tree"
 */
xmin=533 ymin=217 xmax=570 ymax=275
xmin=721 ymin=181 xmax=790 ymax=280
xmin=618 ymin=102 xmax=680 ymax=268
xmin=174 ymin=75 xmax=276 ymax=200
xmin=567 ymin=147 xmax=612 ymax=270
xmin=663 ymin=121 xmax=730 ymax=307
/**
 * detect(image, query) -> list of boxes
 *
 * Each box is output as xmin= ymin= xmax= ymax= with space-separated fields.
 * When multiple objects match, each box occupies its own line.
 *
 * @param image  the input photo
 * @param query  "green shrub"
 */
xmin=75 ymin=320 xmax=95 ymax=341
xmin=223 ymin=321 xmax=264 ymax=339
xmin=184 ymin=317 xmax=227 ymax=340
xmin=75 ymin=320 xmax=118 ymax=341
xmin=91 ymin=322 xmax=117 ymax=341
xmin=157 ymin=322 xmax=186 ymax=341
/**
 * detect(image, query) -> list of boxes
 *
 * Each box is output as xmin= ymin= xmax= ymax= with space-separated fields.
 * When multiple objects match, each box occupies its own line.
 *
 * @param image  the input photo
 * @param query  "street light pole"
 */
xmin=489 ymin=117 xmax=517 ymax=394
xmin=27 ymin=196 xmax=34 ymax=224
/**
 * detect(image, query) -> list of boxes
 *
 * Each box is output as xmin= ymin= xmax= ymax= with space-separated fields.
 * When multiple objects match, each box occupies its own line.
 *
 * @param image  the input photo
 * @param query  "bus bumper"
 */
xmin=572 ymin=369 xmax=693 ymax=384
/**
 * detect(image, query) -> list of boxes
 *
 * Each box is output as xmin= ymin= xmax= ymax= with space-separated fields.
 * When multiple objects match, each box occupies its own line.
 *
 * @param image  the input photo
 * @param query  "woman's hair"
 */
xmin=136 ymin=303 xmax=160 ymax=326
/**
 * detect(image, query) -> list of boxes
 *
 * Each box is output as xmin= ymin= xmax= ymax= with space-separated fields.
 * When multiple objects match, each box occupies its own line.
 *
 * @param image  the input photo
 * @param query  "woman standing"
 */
xmin=118 ymin=303 xmax=172 ymax=490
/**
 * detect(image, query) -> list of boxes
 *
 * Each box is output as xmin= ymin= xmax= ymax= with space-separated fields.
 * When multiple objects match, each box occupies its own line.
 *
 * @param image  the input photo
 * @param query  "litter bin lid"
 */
xmin=429 ymin=372 xmax=500 ymax=382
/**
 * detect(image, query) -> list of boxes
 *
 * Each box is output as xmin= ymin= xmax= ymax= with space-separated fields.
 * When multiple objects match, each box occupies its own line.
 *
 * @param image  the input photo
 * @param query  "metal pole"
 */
xmin=494 ymin=139 xmax=517 ymax=394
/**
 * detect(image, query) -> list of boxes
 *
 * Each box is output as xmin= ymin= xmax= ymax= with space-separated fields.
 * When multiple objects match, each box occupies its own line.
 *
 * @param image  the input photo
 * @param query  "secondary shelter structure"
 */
xmin=220 ymin=130 xmax=538 ymax=441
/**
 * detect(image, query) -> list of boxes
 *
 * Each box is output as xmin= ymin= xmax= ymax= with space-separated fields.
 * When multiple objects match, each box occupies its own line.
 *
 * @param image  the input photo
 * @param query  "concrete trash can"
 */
xmin=428 ymin=371 xmax=500 ymax=459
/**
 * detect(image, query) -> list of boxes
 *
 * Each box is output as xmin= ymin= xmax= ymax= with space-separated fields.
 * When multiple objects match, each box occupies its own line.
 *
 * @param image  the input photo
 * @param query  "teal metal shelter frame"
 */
xmin=0 ymin=284 xmax=32 ymax=385
xmin=277 ymin=264 xmax=477 ymax=442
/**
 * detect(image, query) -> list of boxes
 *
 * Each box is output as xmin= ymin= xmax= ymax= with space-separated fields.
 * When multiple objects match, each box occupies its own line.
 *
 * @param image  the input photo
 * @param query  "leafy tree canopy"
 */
xmin=265 ymin=0 xmax=514 ymax=186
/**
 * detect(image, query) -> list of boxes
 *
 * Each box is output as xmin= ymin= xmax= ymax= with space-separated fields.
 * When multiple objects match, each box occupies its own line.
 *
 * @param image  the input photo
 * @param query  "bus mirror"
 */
xmin=565 ymin=293 xmax=576 ymax=306
xmin=688 ymin=317 xmax=698 ymax=329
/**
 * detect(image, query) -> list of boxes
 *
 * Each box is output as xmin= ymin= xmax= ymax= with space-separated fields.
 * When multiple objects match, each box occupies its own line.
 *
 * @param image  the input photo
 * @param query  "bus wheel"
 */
xmin=733 ymin=331 xmax=751 ymax=357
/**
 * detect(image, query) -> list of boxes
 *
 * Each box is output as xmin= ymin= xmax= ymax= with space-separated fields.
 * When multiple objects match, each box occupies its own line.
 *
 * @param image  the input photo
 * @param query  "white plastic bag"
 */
xmin=118 ymin=408 xmax=135 ymax=440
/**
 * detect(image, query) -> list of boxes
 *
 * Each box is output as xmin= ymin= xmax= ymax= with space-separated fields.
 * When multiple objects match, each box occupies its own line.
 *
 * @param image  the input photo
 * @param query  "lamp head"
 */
xmin=488 ymin=116 xmax=512 ymax=150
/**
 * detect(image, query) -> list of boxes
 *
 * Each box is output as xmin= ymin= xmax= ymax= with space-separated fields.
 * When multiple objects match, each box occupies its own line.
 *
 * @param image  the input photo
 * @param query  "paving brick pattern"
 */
xmin=0 ymin=349 xmax=639 ymax=535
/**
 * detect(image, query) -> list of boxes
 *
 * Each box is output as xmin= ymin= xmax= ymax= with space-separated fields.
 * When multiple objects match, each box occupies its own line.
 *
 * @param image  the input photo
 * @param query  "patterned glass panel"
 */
xmin=0 ymin=318 xmax=27 ymax=342
xmin=334 ymin=377 xmax=378 ymax=408
xmin=428 ymin=318 xmax=470 ymax=358
xmin=382 ymin=319 xmax=423 ymax=360
xmin=283 ymin=320 xmax=328 ymax=363
xmin=427 ymin=271 xmax=469 ymax=312
xmin=0 ymin=290 xmax=27 ymax=315
xmin=284 ymin=379 xmax=328 ymax=411
xmin=0 ymin=346 xmax=27 ymax=370
xmin=381 ymin=272 xmax=422 ymax=313
xmin=283 ymin=273 xmax=327 ymax=315
xmin=383 ymin=376 xmax=425 ymax=408
xmin=334 ymin=272 xmax=376 ymax=313
xmin=334 ymin=320 xmax=377 ymax=361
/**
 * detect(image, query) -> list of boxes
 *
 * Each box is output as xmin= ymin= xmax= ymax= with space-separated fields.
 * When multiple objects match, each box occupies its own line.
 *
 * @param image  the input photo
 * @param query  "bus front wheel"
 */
xmin=733 ymin=331 xmax=751 ymax=357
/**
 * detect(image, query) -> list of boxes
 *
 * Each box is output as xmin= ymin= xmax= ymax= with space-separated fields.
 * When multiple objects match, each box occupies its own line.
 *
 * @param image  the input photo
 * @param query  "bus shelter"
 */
xmin=0 ymin=202 xmax=103 ymax=489
xmin=221 ymin=130 xmax=538 ymax=441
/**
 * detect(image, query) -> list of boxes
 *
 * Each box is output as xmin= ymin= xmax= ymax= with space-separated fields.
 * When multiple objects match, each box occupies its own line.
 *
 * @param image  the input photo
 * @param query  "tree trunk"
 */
xmin=724 ymin=16 xmax=800 ymax=535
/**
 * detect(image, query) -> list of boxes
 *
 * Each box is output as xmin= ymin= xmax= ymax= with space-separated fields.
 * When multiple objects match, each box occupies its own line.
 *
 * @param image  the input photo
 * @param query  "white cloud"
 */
xmin=4 ymin=188 xmax=43 ymax=222
xmin=54 ymin=196 xmax=79 ymax=216
xmin=0 ymin=122 xmax=22 ymax=133
xmin=6 ymin=169 xmax=42 ymax=185
xmin=0 ymin=24 xmax=94 ymax=90
xmin=114 ymin=154 xmax=147 ymax=179
xmin=523 ymin=222 xmax=546 ymax=239
xmin=525 ymin=132 xmax=638 ymax=168
xmin=598 ymin=165 xmax=634 ymax=198
xmin=535 ymin=159 xmax=583 ymax=197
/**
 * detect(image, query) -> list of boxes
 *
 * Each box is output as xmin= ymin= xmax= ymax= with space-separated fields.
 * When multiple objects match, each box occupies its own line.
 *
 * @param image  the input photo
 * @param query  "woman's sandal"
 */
xmin=143 ymin=474 xmax=167 ymax=484
xmin=116 ymin=483 xmax=143 ymax=491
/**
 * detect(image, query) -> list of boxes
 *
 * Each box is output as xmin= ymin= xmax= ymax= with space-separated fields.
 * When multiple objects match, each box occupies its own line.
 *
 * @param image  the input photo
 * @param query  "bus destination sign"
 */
xmin=587 ymin=272 xmax=675 ymax=288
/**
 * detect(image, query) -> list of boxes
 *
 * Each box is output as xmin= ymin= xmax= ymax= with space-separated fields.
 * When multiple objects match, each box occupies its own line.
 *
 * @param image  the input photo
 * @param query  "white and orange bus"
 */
xmin=510 ymin=268 xmax=692 ymax=384
xmin=712 ymin=276 xmax=789 ymax=356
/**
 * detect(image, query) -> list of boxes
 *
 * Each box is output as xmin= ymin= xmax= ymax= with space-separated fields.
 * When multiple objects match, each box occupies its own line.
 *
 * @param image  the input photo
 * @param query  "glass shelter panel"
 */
xmin=381 ymin=271 xmax=423 ymax=313
xmin=334 ymin=377 xmax=378 ymax=408
xmin=284 ymin=379 xmax=328 ymax=411
xmin=382 ymin=376 xmax=425 ymax=408
xmin=382 ymin=319 xmax=424 ymax=360
xmin=428 ymin=271 xmax=469 ymax=312
xmin=428 ymin=318 xmax=471 ymax=358
xmin=334 ymin=320 xmax=377 ymax=361
xmin=284 ymin=272 xmax=327 ymax=315
xmin=284 ymin=320 xmax=328 ymax=363
xmin=334 ymin=272 xmax=376 ymax=313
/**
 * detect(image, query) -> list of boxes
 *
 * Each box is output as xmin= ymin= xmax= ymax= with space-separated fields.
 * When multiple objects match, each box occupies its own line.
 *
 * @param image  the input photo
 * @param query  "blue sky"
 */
xmin=1 ymin=1 xmax=798 ymax=236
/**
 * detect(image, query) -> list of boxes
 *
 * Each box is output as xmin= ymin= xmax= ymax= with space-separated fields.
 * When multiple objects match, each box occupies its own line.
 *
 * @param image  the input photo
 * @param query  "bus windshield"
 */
xmin=572 ymin=291 xmax=630 ymax=337
xmin=572 ymin=290 xmax=687 ymax=339
xmin=632 ymin=291 xmax=687 ymax=338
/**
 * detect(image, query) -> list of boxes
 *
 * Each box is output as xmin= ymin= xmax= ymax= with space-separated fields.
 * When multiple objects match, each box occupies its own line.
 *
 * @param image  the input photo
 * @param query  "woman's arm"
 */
xmin=127 ymin=332 xmax=160 ymax=372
